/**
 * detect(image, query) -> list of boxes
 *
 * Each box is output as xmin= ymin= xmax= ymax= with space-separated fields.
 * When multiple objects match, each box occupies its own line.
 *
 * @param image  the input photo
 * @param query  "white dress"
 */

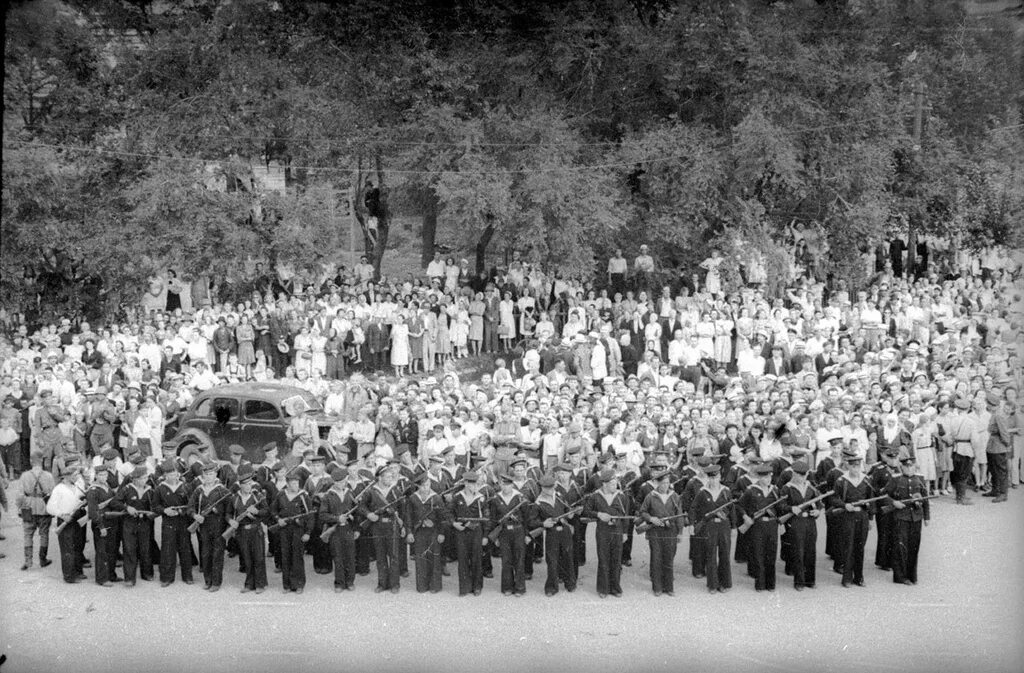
xmin=390 ymin=323 xmax=410 ymax=366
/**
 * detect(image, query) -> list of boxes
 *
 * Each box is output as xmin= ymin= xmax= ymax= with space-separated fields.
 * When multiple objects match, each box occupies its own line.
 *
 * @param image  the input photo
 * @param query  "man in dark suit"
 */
xmin=814 ymin=342 xmax=837 ymax=382
xmin=483 ymin=287 xmax=501 ymax=353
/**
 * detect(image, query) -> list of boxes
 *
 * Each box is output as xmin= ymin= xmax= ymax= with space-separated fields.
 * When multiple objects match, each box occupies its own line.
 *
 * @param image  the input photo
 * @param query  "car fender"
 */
xmin=169 ymin=428 xmax=215 ymax=455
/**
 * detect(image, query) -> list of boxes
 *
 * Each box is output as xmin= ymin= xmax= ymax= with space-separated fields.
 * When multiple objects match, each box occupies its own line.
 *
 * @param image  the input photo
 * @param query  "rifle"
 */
xmin=56 ymin=494 xmax=113 ymax=534
xmin=691 ymin=497 xmax=739 ymax=533
xmin=222 ymin=492 xmax=265 ymax=542
xmin=160 ymin=505 xmax=190 ymax=517
xmin=879 ymin=493 xmax=940 ymax=515
xmin=778 ymin=490 xmax=835 ymax=524
xmin=359 ymin=489 xmax=412 ymax=530
xmin=454 ymin=517 xmax=490 ymax=524
xmin=827 ymin=494 xmax=887 ymax=516
xmin=268 ymin=510 xmax=317 ymax=532
xmin=318 ymin=504 xmax=361 ymax=543
xmin=187 ymin=490 xmax=234 ymax=533
xmin=529 ymin=506 xmax=583 ymax=538
xmin=126 ymin=510 xmax=158 ymax=519
xmin=738 ymin=496 xmax=788 ymax=534
xmin=636 ymin=511 xmax=689 ymax=534
xmin=486 ymin=499 xmax=527 ymax=543
xmin=578 ymin=514 xmax=635 ymax=524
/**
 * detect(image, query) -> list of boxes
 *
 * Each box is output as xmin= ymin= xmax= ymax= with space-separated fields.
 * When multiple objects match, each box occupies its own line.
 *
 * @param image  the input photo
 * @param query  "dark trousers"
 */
xmin=874 ymin=511 xmax=895 ymax=569
xmin=594 ymin=524 xmax=623 ymax=595
xmin=952 ymin=453 xmax=974 ymax=500
xmin=328 ymin=527 xmax=356 ymax=588
xmin=542 ymin=526 xmax=575 ymax=594
xmin=372 ymin=523 xmax=401 ymax=590
xmin=988 ymin=452 xmax=1009 ymax=496
xmin=748 ymin=519 xmax=778 ymax=590
xmin=702 ymin=521 xmax=732 ymax=591
xmin=780 ymin=525 xmax=792 ymax=574
xmin=455 ymin=527 xmax=484 ymax=595
xmin=198 ymin=522 xmax=226 ymax=587
xmin=892 ymin=519 xmax=922 ymax=584
xmin=412 ymin=528 xmax=443 ymax=592
xmin=622 ymin=522 xmax=634 ymax=563
xmin=122 ymin=518 xmax=153 ymax=582
xmin=159 ymin=520 xmax=193 ymax=583
xmin=824 ymin=511 xmax=840 ymax=560
xmin=788 ymin=517 xmax=817 ymax=588
xmin=689 ymin=532 xmax=707 ymax=577
xmin=647 ymin=534 xmax=677 ymax=594
xmin=57 ymin=521 xmax=83 ymax=581
xmin=840 ymin=512 xmax=869 ymax=584
xmin=91 ymin=523 xmax=116 ymax=584
xmin=237 ymin=526 xmax=267 ymax=590
xmin=74 ymin=518 xmax=87 ymax=569
xmin=280 ymin=525 xmax=306 ymax=591
xmin=483 ymin=320 xmax=499 ymax=353
xmin=498 ymin=525 xmax=527 ymax=593
xmin=573 ymin=520 xmax=588 ymax=567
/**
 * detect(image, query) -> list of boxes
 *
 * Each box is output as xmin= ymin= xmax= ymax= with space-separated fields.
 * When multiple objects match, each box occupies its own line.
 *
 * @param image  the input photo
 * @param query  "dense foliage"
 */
xmin=3 ymin=0 xmax=1022 ymax=322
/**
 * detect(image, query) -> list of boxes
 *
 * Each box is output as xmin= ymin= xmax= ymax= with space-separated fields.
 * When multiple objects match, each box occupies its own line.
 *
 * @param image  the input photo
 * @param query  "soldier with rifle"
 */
xmin=739 ymin=463 xmax=785 ymax=592
xmin=882 ymin=452 xmax=934 ymax=585
xmin=612 ymin=449 xmax=640 ymax=567
xmin=271 ymin=467 xmax=315 ymax=594
xmin=449 ymin=470 xmax=490 ymax=595
xmin=116 ymin=465 xmax=157 ymax=586
xmin=46 ymin=465 xmax=86 ymax=584
xmin=359 ymin=463 xmax=408 ymax=594
xmin=319 ymin=465 xmax=361 ymax=592
xmin=779 ymin=460 xmax=829 ymax=590
xmin=638 ymin=468 xmax=685 ymax=596
xmin=830 ymin=448 xmax=881 ymax=588
xmin=226 ymin=464 xmax=268 ymax=594
xmin=409 ymin=468 xmax=452 ymax=593
xmin=583 ymin=468 xmax=631 ymax=598
xmin=869 ymin=447 xmax=903 ymax=572
xmin=490 ymin=472 xmax=529 ymax=596
xmin=187 ymin=460 xmax=231 ymax=591
xmin=528 ymin=474 xmax=579 ymax=596
xmin=153 ymin=458 xmax=195 ymax=587
xmin=688 ymin=463 xmax=735 ymax=594
xmin=87 ymin=463 xmax=123 ymax=586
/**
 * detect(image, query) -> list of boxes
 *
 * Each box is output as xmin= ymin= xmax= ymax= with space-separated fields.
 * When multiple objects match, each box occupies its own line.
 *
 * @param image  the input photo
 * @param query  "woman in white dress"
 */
xmin=390 ymin=313 xmax=410 ymax=377
xmin=700 ymin=251 xmax=724 ymax=297
xmin=309 ymin=326 xmax=327 ymax=376
xmin=498 ymin=291 xmax=516 ymax=351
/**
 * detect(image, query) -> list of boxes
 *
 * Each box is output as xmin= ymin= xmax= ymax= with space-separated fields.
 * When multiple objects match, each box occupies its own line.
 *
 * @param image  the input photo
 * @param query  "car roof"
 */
xmin=197 ymin=383 xmax=319 ymax=405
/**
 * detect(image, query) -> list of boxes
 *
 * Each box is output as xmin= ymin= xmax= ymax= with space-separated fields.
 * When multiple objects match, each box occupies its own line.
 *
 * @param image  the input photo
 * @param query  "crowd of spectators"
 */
xmin=1 ymin=237 xmax=1021 ymax=519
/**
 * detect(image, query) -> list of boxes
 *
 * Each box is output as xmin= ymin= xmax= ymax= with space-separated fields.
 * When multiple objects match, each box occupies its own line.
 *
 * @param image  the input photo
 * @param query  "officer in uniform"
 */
xmin=360 ymin=463 xmax=406 ymax=594
xmin=87 ymin=463 xmax=123 ymax=586
xmin=883 ymin=452 xmax=930 ymax=585
xmin=869 ymin=448 xmax=902 ymax=571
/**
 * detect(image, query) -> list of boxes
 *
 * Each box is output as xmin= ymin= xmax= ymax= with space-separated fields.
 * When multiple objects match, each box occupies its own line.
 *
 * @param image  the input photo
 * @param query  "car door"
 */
xmin=201 ymin=396 xmax=242 ymax=456
xmin=239 ymin=398 xmax=285 ymax=459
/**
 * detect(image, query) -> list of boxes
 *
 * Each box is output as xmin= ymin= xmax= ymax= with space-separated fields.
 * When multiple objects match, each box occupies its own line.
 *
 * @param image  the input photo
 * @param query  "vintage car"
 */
xmin=167 ymin=382 xmax=333 ymax=461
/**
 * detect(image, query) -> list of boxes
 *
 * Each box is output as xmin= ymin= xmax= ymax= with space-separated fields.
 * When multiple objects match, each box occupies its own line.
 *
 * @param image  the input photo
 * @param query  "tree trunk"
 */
xmin=421 ymin=189 xmax=438 ymax=268
xmin=352 ymin=153 xmax=390 ymax=282
xmin=475 ymin=222 xmax=495 ymax=277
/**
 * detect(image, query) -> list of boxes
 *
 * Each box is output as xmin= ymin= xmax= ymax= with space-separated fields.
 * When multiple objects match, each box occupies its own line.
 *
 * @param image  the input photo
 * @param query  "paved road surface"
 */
xmin=1 ymin=486 xmax=1022 ymax=673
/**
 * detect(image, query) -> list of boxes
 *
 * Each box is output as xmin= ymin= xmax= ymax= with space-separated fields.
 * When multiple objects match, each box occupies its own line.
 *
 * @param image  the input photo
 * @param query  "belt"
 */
xmin=379 ymin=517 xmax=393 ymax=524
xmin=240 ymin=524 xmax=258 ymax=530
xmin=956 ymin=440 xmax=972 ymax=444
xmin=759 ymin=517 xmax=777 ymax=522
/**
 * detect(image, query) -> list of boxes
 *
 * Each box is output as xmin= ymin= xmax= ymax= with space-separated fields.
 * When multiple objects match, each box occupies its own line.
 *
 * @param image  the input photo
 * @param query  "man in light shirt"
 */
xmin=607 ymin=249 xmax=628 ymax=293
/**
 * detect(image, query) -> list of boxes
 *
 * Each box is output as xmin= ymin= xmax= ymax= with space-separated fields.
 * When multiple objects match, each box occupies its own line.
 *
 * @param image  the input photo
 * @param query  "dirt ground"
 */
xmin=1 ymin=484 xmax=1022 ymax=673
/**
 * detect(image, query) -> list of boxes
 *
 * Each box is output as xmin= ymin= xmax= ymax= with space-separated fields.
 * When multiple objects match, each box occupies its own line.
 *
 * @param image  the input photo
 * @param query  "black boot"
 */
xmin=40 ymin=548 xmax=53 ymax=568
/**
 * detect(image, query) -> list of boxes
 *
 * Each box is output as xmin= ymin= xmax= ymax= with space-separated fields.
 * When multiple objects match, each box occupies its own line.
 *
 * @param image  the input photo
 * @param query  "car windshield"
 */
xmin=281 ymin=391 xmax=323 ymax=417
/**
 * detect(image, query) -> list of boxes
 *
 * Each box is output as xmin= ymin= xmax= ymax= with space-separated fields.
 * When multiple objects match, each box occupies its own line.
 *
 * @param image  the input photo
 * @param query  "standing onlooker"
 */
xmin=607 ymin=249 xmax=628 ymax=294
xmin=984 ymin=392 xmax=1012 ymax=503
